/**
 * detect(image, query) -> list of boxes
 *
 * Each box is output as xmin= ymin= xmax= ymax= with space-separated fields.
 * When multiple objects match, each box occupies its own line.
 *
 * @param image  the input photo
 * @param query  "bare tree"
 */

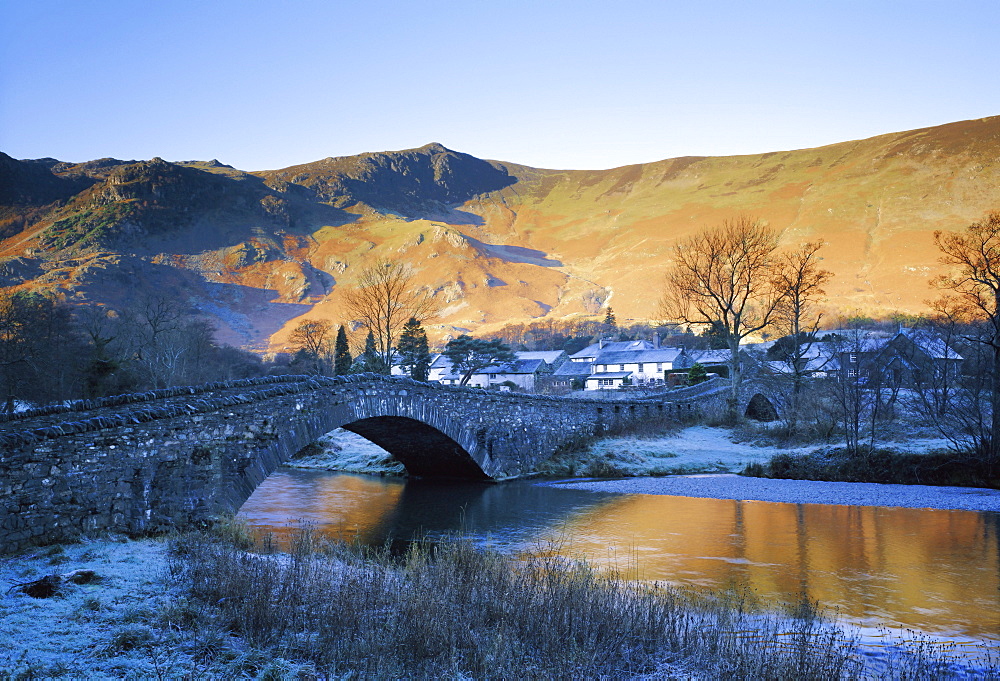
xmin=773 ymin=242 xmax=832 ymax=388
xmin=933 ymin=210 xmax=1000 ymax=461
xmin=770 ymin=241 xmax=833 ymax=432
xmin=902 ymin=302 xmax=981 ymax=451
xmin=288 ymin=319 xmax=334 ymax=375
xmin=830 ymin=326 xmax=885 ymax=455
xmin=660 ymin=215 xmax=784 ymax=419
xmin=343 ymin=259 xmax=436 ymax=374
xmin=118 ymin=295 xmax=187 ymax=388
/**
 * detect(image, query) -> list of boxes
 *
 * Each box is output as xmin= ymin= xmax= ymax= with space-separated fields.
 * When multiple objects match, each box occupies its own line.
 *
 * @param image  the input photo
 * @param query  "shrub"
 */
xmin=741 ymin=448 xmax=1000 ymax=488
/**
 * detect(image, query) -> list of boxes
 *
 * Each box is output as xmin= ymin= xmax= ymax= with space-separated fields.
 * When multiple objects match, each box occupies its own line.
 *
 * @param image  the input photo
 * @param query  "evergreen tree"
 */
xmin=397 ymin=317 xmax=431 ymax=381
xmin=687 ymin=362 xmax=708 ymax=385
xmin=603 ymin=306 xmax=617 ymax=330
xmin=444 ymin=335 xmax=516 ymax=386
xmin=333 ymin=325 xmax=352 ymax=376
xmin=358 ymin=329 xmax=389 ymax=374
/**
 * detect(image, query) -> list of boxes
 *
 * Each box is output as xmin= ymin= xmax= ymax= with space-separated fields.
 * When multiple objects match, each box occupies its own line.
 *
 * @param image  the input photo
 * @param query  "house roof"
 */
xmin=429 ymin=354 xmax=453 ymax=368
xmin=478 ymin=358 xmax=547 ymax=375
xmin=821 ymin=328 xmax=963 ymax=361
xmin=516 ymin=350 xmax=566 ymax=365
xmin=553 ymin=361 xmax=594 ymax=377
xmin=897 ymin=328 xmax=963 ymax=360
xmin=687 ymin=349 xmax=732 ymax=365
xmin=570 ymin=339 xmax=655 ymax=360
xmin=585 ymin=371 xmax=634 ymax=380
xmin=593 ymin=347 xmax=682 ymax=365
xmin=765 ymin=355 xmax=837 ymax=375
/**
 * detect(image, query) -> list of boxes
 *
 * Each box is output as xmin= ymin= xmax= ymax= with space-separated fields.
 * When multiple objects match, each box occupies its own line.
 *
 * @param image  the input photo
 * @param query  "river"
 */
xmin=239 ymin=468 xmax=1000 ymax=648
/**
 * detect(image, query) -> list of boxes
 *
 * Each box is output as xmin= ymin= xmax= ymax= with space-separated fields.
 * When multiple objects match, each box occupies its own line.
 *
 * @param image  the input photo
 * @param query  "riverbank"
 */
xmin=545 ymin=474 xmax=1000 ymax=513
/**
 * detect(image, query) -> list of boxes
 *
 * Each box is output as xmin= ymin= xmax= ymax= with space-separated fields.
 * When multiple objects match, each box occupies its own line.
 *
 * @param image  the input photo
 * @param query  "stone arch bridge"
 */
xmin=0 ymin=374 xmax=775 ymax=553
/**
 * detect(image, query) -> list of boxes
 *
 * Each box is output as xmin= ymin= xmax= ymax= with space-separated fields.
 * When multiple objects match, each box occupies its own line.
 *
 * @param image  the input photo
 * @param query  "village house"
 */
xmin=549 ymin=360 xmax=594 ymax=391
xmin=584 ymin=346 xmax=684 ymax=390
xmin=463 ymin=358 xmax=549 ymax=391
xmin=552 ymin=337 xmax=686 ymax=391
xmin=832 ymin=327 xmax=963 ymax=387
xmin=428 ymin=351 xmax=564 ymax=391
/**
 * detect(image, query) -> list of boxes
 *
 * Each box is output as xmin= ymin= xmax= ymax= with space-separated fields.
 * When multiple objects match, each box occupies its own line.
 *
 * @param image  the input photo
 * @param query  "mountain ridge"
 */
xmin=2 ymin=115 xmax=999 ymax=350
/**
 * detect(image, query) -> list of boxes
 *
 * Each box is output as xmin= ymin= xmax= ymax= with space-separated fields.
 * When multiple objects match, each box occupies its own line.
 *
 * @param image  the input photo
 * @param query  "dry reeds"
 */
xmin=166 ymin=528 xmax=887 ymax=679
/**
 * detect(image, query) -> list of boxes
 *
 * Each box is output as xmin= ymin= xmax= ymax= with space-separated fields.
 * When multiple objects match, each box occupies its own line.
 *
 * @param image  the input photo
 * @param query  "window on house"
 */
xmin=657 ymin=363 xmax=663 ymax=372
xmin=847 ymin=368 xmax=858 ymax=378
xmin=620 ymin=364 xmax=626 ymax=371
xmin=849 ymin=353 xmax=858 ymax=363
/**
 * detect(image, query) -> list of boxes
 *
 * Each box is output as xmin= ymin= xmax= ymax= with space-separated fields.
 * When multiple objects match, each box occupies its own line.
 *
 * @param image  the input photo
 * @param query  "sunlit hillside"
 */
xmin=2 ymin=117 xmax=999 ymax=351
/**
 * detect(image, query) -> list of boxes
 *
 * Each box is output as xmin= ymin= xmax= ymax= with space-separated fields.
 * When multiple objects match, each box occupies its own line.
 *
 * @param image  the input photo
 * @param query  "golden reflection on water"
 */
xmin=541 ymin=494 xmax=1000 ymax=639
xmin=238 ymin=470 xmax=405 ymax=543
xmin=240 ymin=471 xmax=1000 ymax=641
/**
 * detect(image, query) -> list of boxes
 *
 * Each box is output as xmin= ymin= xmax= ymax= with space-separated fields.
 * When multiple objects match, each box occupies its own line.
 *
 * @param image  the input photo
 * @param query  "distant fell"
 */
xmin=2 ymin=117 xmax=1000 ymax=350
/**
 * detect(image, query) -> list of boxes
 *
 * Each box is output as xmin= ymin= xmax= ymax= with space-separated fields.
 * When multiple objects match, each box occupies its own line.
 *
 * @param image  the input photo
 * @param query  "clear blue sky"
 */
xmin=2 ymin=0 xmax=998 ymax=171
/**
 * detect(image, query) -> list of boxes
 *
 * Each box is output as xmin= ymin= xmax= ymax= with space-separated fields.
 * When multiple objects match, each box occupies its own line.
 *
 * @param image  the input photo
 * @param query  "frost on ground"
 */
xmin=282 ymin=424 xmax=955 ymax=480
xmin=0 ymin=538 xmax=176 ymax=678
xmin=541 ymin=425 xmax=836 ymax=477
xmin=0 ymin=537 xmax=311 ymax=678
xmin=593 ymin=424 xmax=955 ymax=476
xmin=589 ymin=425 xmax=813 ymax=475
xmin=286 ymin=427 xmax=405 ymax=476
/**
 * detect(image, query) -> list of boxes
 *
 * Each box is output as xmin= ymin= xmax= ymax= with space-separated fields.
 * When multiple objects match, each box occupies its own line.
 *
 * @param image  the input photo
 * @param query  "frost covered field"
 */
xmin=0 ymin=537 xmax=315 ymax=678
xmin=0 ymin=538 xmax=178 ymax=677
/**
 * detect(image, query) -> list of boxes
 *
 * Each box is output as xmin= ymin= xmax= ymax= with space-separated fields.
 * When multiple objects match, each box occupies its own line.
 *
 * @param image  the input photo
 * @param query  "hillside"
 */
xmin=2 ymin=117 xmax=999 ymax=351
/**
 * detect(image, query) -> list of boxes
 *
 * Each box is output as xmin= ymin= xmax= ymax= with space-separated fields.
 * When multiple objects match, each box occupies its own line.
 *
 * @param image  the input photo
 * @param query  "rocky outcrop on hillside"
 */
xmin=259 ymin=142 xmax=516 ymax=219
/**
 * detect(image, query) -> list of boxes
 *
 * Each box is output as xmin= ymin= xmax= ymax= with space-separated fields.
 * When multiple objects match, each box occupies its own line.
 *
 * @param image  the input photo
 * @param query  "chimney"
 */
xmin=599 ymin=338 xmax=606 ymax=349
xmin=653 ymin=334 xmax=660 ymax=349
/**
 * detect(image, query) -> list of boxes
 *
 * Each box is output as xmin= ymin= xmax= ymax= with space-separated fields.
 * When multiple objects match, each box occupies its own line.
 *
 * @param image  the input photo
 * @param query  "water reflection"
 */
xmin=238 ymin=469 xmax=620 ymax=548
xmin=537 ymin=493 xmax=1000 ymax=640
xmin=239 ymin=469 xmax=1000 ymax=642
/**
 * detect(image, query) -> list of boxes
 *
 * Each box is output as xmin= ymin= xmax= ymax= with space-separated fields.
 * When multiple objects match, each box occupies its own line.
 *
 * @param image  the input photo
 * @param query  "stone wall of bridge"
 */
xmin=0 ymin=374 xmax=710 ymax=554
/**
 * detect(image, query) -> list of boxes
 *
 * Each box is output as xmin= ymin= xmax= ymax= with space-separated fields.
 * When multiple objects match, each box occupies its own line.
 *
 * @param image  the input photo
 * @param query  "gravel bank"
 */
xmin=545 ymin=474 xmax=1000 ymax=513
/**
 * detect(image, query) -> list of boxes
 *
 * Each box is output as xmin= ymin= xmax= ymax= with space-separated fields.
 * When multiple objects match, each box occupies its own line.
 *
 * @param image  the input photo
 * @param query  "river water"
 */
xmin=239 ymin=468 xmax=1000 ymax=647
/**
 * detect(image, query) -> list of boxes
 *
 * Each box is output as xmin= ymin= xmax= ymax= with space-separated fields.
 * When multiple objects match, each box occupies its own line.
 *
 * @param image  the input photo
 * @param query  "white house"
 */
xmin=427 ymin=354 xmax=454 ymax=382
xmin=428 ymin=352 xmax=554 ymax=391
xmin=586 ymin=347 xmax=683 ymax=389
xmin=463 ymin=357 xmax=549 ymax=391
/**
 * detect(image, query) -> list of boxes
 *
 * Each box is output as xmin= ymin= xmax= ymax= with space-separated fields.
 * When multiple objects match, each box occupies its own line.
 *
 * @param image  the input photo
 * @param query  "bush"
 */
xmin=741 ymin=448 xmax=1000 ymax=488
xmin=687 ymin=362 xmax=708 ymax=385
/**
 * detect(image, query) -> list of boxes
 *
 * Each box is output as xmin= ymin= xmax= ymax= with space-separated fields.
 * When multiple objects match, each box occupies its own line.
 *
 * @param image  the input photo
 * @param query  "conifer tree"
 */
xmin=397 ymin=317 xmax=431 ymax=381
xmin=603 ymin=306 xmax=617 ymax=330
xmin=359 ymin=329 xmax=388 ymax=374
xmin=333 ymin=325 xmax=352 ymax=376
xmin=687 ymin=362 xmax=708 ymax=385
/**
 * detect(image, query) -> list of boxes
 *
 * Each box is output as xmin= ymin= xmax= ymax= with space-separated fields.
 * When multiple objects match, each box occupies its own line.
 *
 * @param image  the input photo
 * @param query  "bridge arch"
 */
xmin=743 ymin=392 xmax=779 ymax=422
xmin=231 ymin=387 xmax=495 ymax=513
xmin=342 ymin=417 xmax=487 ymax=479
